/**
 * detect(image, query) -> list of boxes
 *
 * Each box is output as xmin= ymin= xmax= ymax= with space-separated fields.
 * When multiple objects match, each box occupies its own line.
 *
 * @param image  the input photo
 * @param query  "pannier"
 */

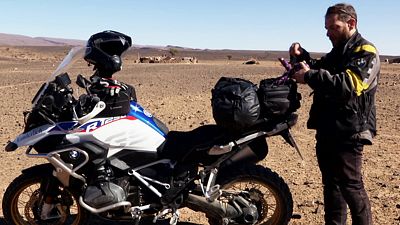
xmin=257 ymin=78 xmax=301 ymax=118
xmin=211 ymin=77 xmax=260 ymax=131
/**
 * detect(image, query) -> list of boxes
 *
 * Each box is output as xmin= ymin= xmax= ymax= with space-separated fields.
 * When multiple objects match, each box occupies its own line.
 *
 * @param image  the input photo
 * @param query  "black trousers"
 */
xmin=316 ymin=136 xmax=372 ymax=225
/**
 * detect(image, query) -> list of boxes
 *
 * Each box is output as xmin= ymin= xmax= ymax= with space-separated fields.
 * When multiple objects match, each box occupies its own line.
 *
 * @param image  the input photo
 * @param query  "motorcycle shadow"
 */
xmin=0 ymin=216 xmax=201 ymax=225
xmin=89 ymin=215 xmax=202 ymax=225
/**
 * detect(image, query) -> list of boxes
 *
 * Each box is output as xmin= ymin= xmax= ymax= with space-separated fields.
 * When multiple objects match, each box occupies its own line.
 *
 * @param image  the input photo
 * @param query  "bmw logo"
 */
xmin=69 ymin=150 xmax=80 ymax=160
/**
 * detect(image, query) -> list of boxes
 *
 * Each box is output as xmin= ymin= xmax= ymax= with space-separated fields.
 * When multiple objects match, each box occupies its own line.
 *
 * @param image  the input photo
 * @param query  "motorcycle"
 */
xmin=3 ymin=46 xmax=302 ymax=225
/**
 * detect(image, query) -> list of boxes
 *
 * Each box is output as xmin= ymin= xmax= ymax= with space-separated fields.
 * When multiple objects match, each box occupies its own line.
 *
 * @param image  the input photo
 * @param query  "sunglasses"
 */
xmin=327 ymin=8 xmax=357 ymax=21
xmin=338 ymin=9 xmax=356 ymax=20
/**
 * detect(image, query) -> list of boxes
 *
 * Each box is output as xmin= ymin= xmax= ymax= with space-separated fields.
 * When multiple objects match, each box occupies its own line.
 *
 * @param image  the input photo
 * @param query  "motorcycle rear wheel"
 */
xmin=2 ymin=167 xmax=88 ymax=225
xmin=208 ymin=164 xmax=293 ymax=225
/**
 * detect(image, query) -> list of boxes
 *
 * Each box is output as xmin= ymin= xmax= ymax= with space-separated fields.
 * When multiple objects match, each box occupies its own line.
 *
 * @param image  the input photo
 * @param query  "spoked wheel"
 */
xmin=2 ymin=167 xmax=88 ymax=225
xmin=208 ymin=164 xmax=293 ymax=225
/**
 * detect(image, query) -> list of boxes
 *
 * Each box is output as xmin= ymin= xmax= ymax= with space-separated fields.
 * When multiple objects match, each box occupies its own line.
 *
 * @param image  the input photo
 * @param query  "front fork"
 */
xmin=38 ymin=176 xmax=63 ymax=220
xmin=40 ymin=176 xmax=60 ymax=203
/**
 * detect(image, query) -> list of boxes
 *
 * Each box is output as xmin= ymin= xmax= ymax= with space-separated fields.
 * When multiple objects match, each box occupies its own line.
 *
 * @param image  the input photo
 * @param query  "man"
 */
xmin=289 ymin=3 xmax=379 ymax=225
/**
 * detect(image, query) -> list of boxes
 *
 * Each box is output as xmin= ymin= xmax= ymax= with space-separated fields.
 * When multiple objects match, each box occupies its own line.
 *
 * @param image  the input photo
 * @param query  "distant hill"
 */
xmin=0 ymin=33 xmax=314 ymax=61
xmin=0 ymin=33 xmax=86 ymax=46
xmin=0 ymin=33 xmax=292 ymax=60
xmin=0 ymin=33 xmax=184 ymax=50
xmin=1 ymin=32 xmax=395 ymax=61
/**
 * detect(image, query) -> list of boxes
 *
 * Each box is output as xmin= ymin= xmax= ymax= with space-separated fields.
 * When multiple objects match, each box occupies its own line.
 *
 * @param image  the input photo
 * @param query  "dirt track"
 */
xmin=0 ymin=48 xmax=399 ymax=224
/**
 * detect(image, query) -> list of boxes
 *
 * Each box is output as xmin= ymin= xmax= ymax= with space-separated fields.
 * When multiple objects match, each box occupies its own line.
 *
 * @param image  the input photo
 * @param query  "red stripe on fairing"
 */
xmin=96 ymin=116 xmax=138 ymax=128
xmin=125 ymin=116 xmax=137 ymax=120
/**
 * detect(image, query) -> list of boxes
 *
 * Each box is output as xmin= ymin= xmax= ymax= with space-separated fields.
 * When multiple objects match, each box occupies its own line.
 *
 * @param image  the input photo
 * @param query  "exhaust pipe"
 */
xmin=185 ymin=194 xmax=241 ymax=218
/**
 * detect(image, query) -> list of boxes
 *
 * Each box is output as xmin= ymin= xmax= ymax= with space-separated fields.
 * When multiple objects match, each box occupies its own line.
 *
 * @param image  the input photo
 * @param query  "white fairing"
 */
xmin=13 ymin=124 xmax=57 ymax=147
xmin=72 ymin=116 xmax=165 ymax=157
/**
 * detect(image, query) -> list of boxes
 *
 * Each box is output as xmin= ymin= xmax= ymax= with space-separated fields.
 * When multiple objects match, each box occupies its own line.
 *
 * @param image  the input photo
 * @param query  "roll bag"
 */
xmin=211 ymin=77 xmax=260 ymax=131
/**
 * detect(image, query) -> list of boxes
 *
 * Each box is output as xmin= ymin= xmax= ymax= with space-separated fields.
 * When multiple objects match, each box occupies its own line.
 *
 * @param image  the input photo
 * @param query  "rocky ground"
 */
xmin=0 ymin=47 xmax=399 ymax=224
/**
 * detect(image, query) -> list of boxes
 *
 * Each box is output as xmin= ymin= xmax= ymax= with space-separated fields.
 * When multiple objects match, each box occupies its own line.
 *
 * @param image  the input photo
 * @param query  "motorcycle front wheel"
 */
xmin=2 ymin=166 xmax=88 ymax=225
xmin=208 ymin=164 xmax=293 ymax=225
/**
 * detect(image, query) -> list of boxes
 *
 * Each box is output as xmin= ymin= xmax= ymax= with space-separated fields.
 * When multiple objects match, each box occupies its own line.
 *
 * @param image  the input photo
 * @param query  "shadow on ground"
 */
xmin=0 ymin=216 xmax=202 ymax=225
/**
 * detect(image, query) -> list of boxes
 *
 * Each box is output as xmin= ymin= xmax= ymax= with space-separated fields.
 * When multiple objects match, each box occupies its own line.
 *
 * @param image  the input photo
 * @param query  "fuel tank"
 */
xmin=73 ymin=102 xmax=167 ymax=158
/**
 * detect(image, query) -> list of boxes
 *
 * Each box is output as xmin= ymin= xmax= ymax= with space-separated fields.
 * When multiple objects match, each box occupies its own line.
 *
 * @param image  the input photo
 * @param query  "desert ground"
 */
xmin=0 ymin=46 xmax=399 ymax=224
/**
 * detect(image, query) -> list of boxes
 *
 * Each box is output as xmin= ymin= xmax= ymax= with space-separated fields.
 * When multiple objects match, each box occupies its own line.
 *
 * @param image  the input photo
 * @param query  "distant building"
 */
xmin=389 ymin=58 xmax=400 ymax=64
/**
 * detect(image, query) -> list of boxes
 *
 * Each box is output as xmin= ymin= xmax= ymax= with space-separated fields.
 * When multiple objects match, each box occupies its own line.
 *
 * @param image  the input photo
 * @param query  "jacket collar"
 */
xmin=341 ymin=31 xmax=361 ymax=55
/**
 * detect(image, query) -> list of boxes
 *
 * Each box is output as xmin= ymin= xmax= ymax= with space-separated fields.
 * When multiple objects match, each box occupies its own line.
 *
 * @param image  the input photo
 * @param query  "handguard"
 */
xmin=73 ymin=101 xmax=106 ymax=124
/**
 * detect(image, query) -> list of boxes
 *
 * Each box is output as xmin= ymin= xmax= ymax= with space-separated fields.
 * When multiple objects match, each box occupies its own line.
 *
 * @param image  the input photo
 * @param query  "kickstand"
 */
xmin=281 ymin=129 xmax=304 ymax=160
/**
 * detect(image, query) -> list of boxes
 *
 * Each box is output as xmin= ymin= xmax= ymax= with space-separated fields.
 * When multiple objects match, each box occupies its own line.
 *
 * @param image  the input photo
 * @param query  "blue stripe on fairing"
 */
xmin=57 ymin=121 xmax=79 ymax=130
xmin=49 ymin=121 xmax=78 ymax=132
xmin=128 ymin=101 xmax=167 ymax=137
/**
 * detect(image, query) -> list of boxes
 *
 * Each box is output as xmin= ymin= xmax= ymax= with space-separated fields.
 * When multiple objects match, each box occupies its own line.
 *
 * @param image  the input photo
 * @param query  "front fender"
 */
xmin=21 ymin=163 xmax=54 ymax=175
xmin=21 ymin=163 xmax=84 ymax=194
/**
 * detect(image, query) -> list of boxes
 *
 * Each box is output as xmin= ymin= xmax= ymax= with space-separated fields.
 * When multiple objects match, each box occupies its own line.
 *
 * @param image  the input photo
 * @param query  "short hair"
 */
xmin=325 ymin=3 xmax=357 ymax=22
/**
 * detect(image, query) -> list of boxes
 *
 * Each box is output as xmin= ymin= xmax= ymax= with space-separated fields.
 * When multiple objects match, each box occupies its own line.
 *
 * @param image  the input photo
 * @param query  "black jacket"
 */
xmin=301 ymin=31 xmax=380 ymax=143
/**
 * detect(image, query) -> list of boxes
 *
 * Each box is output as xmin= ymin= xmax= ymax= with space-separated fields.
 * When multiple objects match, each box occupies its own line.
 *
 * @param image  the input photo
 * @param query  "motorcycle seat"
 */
xmin=157 ymin=125 xmax=232 ymax=163
xmin=157 ymin=113 xmax=298 ymax=163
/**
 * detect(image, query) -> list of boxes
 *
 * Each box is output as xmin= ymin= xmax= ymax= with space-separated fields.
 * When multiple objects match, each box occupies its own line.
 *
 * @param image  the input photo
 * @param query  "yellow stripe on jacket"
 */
xmin=354 ymin=45 xmax=377 ymax=54
xmin=346 ymin=69 xmax=369 ymax=96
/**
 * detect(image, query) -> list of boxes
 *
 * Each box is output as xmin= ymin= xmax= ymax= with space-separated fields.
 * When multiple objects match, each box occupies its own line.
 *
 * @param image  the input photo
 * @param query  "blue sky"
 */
xmin=1 ymin=0 xmax=399 ymax=55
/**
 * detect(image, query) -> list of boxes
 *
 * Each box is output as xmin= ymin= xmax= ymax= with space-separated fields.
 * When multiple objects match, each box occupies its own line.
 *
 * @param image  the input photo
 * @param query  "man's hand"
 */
xmin=289 ymin=42 xmax=303 ymax=58
xmin=292 ymin=62 xmax=310 ymax=84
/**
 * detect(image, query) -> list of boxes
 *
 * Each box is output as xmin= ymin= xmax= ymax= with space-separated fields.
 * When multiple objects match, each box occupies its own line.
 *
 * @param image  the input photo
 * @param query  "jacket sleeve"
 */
xmin=304 ymin=44 xmax=380 ymax=100
xmin=343 ymin=45 xmax=380 ymax=96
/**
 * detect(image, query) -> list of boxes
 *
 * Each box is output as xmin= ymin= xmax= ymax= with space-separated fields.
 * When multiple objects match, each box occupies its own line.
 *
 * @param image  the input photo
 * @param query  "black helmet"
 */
xmin=84 ymin=30 xmax=132 ymax=75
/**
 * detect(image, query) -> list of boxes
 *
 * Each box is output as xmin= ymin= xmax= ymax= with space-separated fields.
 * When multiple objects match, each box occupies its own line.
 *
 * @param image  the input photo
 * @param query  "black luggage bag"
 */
xmin=257 ymin=78 xmax=301 ymax=118
xmin=211 ymin=77 xmax=260 ymax=132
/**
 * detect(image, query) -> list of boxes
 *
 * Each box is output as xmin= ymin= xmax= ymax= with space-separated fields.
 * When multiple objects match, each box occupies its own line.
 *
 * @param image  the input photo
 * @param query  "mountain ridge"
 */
xmin=1 ymin=33 xmax=398 ymax=59
xmin=0 ymin=33 xmax=85 ymax=46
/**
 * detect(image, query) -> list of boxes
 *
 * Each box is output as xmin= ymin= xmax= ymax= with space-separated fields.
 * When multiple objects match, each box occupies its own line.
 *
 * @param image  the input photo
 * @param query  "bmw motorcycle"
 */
xmin=3 ymin=46 xmax=301 ymax=225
